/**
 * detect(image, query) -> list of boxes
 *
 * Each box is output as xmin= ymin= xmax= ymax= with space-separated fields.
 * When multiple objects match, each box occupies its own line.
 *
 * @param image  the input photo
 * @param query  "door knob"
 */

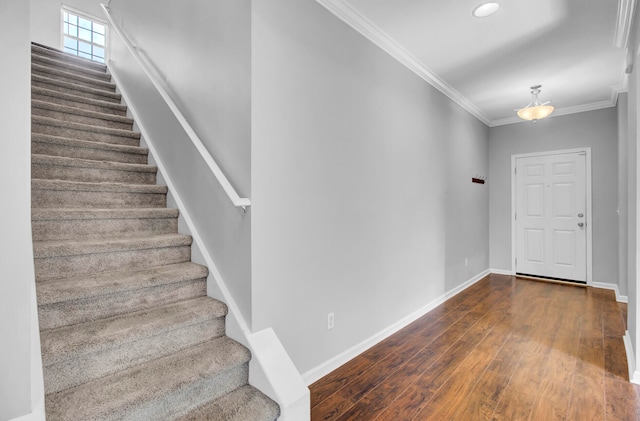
xmin=578 ymin=222 xmax=584 ymax=228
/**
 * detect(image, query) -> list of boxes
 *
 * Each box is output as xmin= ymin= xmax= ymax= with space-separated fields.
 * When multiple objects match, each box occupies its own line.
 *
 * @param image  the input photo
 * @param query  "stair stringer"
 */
xmin=109 ymin=67 xmax=310 ymax=421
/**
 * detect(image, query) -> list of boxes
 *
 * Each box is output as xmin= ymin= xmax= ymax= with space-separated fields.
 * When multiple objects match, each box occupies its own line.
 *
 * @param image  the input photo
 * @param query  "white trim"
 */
xmin=108 ymin=67 xmax=252 ymax=334
xmin=109 ymin=67 xmax=308 ymax=420
xmin=314 ymin=0 xmax=491 ymax=126
xmin=301 ymin=269 xmax=490 ymax=385
xmin=510 ymin=148 xmax=593 ymax=285
xmin=614 ymin=0 xmax=637 ymax=48
xmin=100 ymin=4 xmax=250 ymax=210
xmin=8 ymin=402 xmax=45 ymax=421
xmin=490 ymin=268 xmax=513 ymax=276
xmin=491 ymin=100 xmax=619 ymax=127
xmin=591 ymin=282 xmax=629 ymax=303
xmin=316 ymin=0 xmax=628 ymax=128
xmin=60 ymin=4 xmax=109 ymax=64
xmin=624 ymin=331 xmax=640 ymax=384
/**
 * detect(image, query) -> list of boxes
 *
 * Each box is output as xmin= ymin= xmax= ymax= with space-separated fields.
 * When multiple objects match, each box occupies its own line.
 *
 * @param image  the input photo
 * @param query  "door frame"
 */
xmin=510 ymin=147 xmax=593 ymax=285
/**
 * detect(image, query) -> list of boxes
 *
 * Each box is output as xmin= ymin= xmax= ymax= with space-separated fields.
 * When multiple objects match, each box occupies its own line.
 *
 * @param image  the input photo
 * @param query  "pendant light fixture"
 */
xmin=516 ymin=85 xmax=554 ymax=122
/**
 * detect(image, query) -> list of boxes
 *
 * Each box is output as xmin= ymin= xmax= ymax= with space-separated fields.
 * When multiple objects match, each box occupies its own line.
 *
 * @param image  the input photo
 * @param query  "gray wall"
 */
xmin=0 ymin=2 xmax=35 ymax=419
xmin=489 ymin=109 xmax=619 ymax=289
xmin=627 ymin=16 xmax=640 ymax=358
xmin=619 ymin=93 xmax=629 ymax=301
xmin=105 ymin=0 xmax=254 ymax=325
xmin=251 ymin=0 xmax=490 ymax=375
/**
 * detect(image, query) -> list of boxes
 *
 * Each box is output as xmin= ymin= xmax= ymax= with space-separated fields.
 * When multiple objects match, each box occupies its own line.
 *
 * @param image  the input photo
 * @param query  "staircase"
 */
xmin=30 ymin=43 xmax=279 ymax=421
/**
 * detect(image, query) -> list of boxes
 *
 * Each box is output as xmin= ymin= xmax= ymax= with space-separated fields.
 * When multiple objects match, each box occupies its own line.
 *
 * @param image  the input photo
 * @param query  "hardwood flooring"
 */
xmin=310 ymin=274 xmax=639 ymax=420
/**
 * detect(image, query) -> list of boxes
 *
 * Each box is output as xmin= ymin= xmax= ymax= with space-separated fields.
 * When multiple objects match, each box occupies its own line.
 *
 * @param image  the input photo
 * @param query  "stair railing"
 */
xmin=100 ymin=3 xmax=250 ymax=212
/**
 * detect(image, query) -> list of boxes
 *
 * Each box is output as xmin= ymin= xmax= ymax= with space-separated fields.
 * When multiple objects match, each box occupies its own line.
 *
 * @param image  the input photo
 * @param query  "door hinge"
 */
xmin=515 ymin=167 xmax=517 ymax=175
xmin=515 ymin=213 xmax=517 ymax=220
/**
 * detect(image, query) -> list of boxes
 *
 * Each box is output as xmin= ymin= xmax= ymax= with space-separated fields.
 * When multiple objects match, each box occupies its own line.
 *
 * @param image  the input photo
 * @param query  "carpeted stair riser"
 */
xmin=33 ymin=87 xmax=128 ymax=116
xmin=32 ymin=63 xmax=116 ymax=92
xmin=33 ymin=235 xmax=192 ymax=281
xmin=33 ymin=117 xmax=140 ymax=146
xmin=37 ymin=263 xmax=208 ymax=330
xmin=32 ymin=55 xmax=112 ymax=82
xmin=32 ymin=101 xmax=134 ymax=131
xmin=45 ymin=337 xmax=251 ymax=421
xmin=176 ymin=385 xmax=280 ymax=421
xmin=32 ymin=44 xmax=107 ymax=72
xmin=42 ymin=297 xmax=228 ymax=393
xmin=32 ymin=75 xmax=121 ymax=103
xmin=32 ymin=180 xmax=167 ymax=209
xmin=32 ymin=155 xmax=157 ymax=185
xmin=32 ymin=208 xmax=177 ymax=241
xmin=32 ymin=134 xmax=148 ymax=165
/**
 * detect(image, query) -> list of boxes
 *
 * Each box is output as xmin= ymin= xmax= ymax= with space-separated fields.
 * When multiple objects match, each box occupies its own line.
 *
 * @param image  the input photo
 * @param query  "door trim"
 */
xmin=510 ymin=148 xmax=593 ymax=285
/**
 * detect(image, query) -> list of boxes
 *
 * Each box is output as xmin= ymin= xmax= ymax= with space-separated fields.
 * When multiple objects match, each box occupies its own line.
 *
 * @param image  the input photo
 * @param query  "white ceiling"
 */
xmin=316 ymin=0 xmax=636 ymax=126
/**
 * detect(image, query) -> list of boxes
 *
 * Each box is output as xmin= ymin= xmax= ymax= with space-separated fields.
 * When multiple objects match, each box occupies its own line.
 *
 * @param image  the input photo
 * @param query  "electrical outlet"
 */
xmin=328 ymin=312 xmax=335 ymax=330
xmin=465 ymin=258 xmax=468 ymax=266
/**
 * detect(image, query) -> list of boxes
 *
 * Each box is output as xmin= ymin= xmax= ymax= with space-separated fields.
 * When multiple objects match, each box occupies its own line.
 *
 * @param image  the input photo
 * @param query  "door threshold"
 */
xmin=516 ymin=273 xmax=587 ymax=287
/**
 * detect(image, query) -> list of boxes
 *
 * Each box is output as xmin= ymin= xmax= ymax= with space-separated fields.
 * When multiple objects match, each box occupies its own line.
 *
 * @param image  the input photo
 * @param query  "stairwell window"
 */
xmin=62 ymin=8 xmax=107 ymax=63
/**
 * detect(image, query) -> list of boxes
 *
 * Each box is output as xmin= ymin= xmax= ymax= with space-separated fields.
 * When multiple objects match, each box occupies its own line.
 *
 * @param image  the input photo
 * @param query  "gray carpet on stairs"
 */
xmin=30 ymin=42 xmax=279 ymax=421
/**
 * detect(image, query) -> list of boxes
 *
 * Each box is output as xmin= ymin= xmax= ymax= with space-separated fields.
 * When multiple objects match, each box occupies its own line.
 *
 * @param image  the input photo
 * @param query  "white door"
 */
xmin=515 ymin=152 xmax=587 ymax=282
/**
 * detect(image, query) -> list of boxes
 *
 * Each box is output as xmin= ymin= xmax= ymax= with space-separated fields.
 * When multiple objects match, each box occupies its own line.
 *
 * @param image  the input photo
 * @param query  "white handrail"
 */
xmin=100 ymin=3 xmax=250 ymax=211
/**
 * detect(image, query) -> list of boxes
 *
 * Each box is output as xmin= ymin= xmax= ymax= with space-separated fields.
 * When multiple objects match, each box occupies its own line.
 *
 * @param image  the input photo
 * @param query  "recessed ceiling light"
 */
xmin=472 ymin=2 xmax=500 ymax=18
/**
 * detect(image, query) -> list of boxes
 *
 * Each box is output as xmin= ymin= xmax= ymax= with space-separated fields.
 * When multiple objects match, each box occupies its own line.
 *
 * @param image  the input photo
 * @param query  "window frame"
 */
xmin=60 ymin=5 xmax=108 ymax=64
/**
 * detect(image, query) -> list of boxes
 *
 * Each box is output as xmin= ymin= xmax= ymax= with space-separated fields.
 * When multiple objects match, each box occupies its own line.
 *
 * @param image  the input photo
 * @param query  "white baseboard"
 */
xmin=624 ymin=331 xmax=640 ymax=384
xmin=591 ymin=282 xmax=628 ymax=303
xmin=110 ymin=66 xmax=308 ymax=420
xmin=9 ymin=401 xmax=45 ymax=421
xmin=301 ymin=269 xmax=491 ymax=385
xmin=490 ymin=268 xmax=513 ymax=276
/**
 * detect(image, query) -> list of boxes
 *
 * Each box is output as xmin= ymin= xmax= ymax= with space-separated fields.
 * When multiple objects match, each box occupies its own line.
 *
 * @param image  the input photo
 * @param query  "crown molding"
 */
xmin=317 ymin=0 xmax=630 ymax=128
xmin=491 ymin=100 xmax=617 ymax=127
xmin=614 ymin=0 xmax=637 ymax=48
xmin=315 ymin=0 xmax=492 ymax=126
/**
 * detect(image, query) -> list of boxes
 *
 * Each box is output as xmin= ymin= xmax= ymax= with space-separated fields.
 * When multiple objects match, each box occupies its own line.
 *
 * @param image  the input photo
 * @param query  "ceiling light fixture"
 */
xmin=472 ymin=2 xmax=500 ymax=18
xmin=516 ymin=85 xmax=554 ymax=122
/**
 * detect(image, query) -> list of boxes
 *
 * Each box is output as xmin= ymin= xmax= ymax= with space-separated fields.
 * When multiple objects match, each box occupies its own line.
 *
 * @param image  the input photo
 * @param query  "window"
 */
xmin=62 ymin=8 xmax=107 ymax=63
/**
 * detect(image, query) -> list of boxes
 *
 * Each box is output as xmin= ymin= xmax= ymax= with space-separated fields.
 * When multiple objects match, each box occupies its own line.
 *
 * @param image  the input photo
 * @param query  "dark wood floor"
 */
xmin=310 ymin=274 xmax=640 ymax=420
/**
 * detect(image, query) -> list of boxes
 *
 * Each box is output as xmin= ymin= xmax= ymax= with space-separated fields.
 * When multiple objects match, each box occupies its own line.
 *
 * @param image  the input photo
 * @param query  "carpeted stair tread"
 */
xmin=176 ymin=385 xmax=280 ymax=421
xmin=32 ymin=42 xmax=107 ymax=72
xmin=32 ymin=73 xmax=121 ymax=103
xmin=32 ymin=133 xmax=148 ymax=164
xmin=33 ymin=234 xmax=191 ymax=281
xmin=36 ymin=261 xmax=206 ymax=306
xmin=32 ymin=54 xmax=112 ymax=81
xmin=32 ymin=179 xmax=168 ymax=209
xmin=32 ymin=86 xmax=128 ymax=116
xmin=40 ymin=296 xmax=227 ymax=365
xmin=32 ymin=154 xmax=157 ymax=184
xmin=33 ymin=233 xmax=191 ymax=259
xmin=36 ymin=262 xmax=206 ymax=331
xmin=32 ymin=154 xmax=156 ymax=174
xmin=32 ymin=99 xmax=134 ymax=128
xmin=42 ymin=298 xmax=229 ymax=394
xmin=33 ymin=116 xmax=141 ymax=146
xmin=31 ymin=207 xmax=178 ymax=241
xmin=33 ymin=115 xmax=140 ymax=139
xmin=32 ymin=207 xmax=178 ymax=222
xmin=44 ymin=337 xmax=251 ymax=421
xmin=32 ymin=62 xmax=116 ymax=92
xmin=32 ymin=178 xmax=167 ymax=194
